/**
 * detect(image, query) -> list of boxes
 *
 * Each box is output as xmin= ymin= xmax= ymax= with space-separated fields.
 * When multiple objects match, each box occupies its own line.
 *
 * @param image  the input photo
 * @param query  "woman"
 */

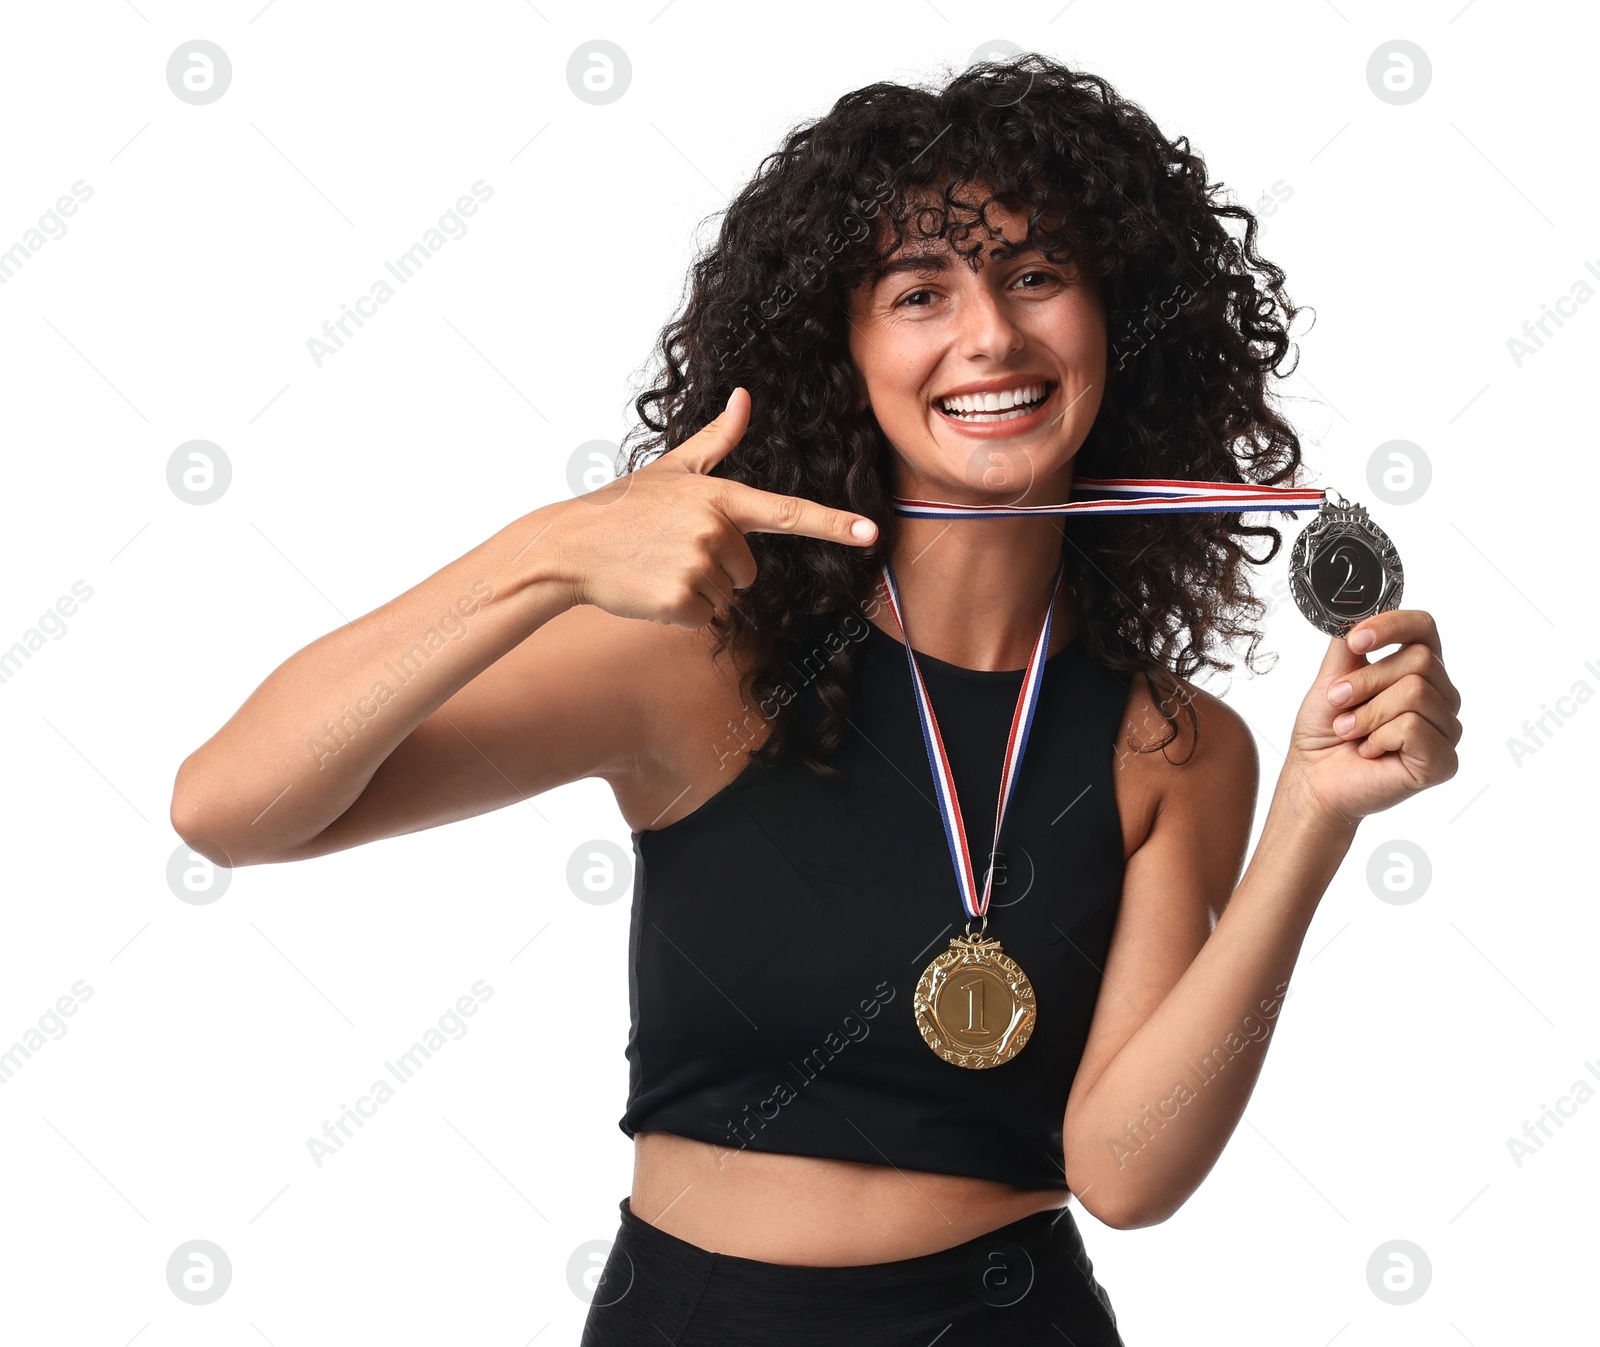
xmin=171 ymin=55 xmax=1462 ymax=1344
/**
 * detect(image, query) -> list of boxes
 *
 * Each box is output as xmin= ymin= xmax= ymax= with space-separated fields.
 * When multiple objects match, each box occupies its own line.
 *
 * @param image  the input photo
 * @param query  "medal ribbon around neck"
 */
xmin=891 ymin=476 xmax=1326 ymax=520
xmin=878 ymin=556 xmax=1066 ymax=925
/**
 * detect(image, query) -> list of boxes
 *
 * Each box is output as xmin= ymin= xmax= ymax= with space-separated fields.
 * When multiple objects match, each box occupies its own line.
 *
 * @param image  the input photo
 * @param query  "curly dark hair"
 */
xmin=619 ymin=52 xmax=1310 ymax=775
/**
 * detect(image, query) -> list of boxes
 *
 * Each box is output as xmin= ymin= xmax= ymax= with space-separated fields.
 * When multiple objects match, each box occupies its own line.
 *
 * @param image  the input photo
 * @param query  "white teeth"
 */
xmin=937 ymin=382 xmax=1048 ymax=416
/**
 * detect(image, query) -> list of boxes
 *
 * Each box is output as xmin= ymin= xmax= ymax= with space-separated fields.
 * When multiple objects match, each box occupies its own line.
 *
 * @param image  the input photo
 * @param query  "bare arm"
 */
xmin=169 ymin=505 xmax=600 ymax=865
xmin=169 ymin=388 xmax=879 ymax=867
xmin=1061 ymin=710 xmax=1350 ymax=1229
xmin=1063 ymin=611 xmax=1462 ymax=1229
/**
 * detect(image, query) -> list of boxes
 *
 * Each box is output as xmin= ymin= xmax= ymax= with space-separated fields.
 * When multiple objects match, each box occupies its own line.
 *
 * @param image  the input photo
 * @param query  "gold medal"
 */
xmin=914 ymin=929 xmax=1037 ymax=1069
xmin=878 ymin=557 xmax=1068 ymax=1071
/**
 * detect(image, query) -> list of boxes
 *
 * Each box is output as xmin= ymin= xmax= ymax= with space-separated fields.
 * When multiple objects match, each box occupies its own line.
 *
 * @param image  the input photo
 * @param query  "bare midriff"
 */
xmin=629 ymin=1130 xmax=1067 ymax=1266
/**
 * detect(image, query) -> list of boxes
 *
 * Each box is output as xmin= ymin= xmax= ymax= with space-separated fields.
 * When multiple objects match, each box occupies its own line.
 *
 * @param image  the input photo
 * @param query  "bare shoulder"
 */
xmin=547 ymin=605 xmax=760 ymax=833
xmin=1110 ymin=666 xmax=1260 ymax=861
xmin=511 ymin=599 xmax=746 ymax=770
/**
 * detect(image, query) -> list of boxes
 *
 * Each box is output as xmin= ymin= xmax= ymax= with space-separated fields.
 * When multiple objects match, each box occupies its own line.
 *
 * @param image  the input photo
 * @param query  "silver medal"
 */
xmin=1288 ymin=492 xmax=1404 ymax=636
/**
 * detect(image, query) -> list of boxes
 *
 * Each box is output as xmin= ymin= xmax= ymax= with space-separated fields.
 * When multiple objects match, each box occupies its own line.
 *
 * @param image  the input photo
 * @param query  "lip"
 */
xmin=932 ymin=379 xmax=1058 ymax=439
xmin=933 ymin=374 xmax=1055 ymax=401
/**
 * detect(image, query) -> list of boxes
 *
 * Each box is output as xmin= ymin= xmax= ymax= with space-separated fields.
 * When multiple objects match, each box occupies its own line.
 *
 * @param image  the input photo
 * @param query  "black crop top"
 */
xmin=619 ymin=615 xmax=1133 ymax=1190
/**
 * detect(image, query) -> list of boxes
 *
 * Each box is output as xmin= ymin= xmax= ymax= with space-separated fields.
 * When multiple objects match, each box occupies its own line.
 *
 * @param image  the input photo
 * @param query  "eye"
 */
xmin=894 ymin=287 xmax=937 ymax=309
xmin=1013 ymin=269 xmax=1061 ymax=290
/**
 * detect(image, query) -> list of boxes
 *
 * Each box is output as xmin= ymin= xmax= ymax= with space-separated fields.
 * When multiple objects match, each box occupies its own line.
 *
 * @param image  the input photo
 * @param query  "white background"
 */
xmin=1 ymin=1 xmax=1594 ymax=1343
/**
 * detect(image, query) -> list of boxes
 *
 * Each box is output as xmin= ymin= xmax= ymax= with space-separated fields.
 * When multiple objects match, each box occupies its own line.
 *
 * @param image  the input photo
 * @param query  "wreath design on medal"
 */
xmin=1288 ymin=499 xmax=1405 ymax=637
xmin=913 ymin=934 xmax=1039 ymax=1069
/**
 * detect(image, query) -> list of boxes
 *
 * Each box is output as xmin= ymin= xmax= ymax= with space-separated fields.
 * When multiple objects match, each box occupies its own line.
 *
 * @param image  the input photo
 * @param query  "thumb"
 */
xmin=671 ymin=387 xmax=750 ymax=475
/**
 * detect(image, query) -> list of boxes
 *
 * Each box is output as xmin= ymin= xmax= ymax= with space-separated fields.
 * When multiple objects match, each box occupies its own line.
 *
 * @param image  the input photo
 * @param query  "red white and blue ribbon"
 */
xmin=878 ymin=557 xmax=1066 ymax=924
xmin=891 ymin=477 xmax=1327 ymax=521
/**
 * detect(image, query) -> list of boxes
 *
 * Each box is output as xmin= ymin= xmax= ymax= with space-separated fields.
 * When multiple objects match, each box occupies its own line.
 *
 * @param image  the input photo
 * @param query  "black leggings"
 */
xmin=578 ymin=1195 xmax=1125 ymax=1346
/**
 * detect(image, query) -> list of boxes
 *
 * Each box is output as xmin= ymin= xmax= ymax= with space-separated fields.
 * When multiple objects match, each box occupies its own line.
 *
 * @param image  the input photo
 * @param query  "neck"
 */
xmin=876 ymin=516 xmax=1074 ymax=671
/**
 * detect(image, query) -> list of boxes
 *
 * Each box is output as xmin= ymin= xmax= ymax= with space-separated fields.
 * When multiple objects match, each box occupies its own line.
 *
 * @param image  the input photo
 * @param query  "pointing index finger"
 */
xmin=717 ymin=479 xmax=879 ymax=546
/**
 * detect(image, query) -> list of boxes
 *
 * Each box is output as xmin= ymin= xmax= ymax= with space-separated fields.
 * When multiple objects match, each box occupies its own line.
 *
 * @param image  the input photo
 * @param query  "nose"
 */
xmin=956 ymin=275 xmax=1025 ymax=362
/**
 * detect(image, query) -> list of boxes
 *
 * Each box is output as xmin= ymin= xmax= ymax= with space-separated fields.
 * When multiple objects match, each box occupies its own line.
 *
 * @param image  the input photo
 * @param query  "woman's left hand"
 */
xmin=1280 ymin=608 xmax=1463 ymax=828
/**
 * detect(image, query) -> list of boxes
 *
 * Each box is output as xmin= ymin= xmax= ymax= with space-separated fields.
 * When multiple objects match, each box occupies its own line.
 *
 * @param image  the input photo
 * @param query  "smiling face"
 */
xmin=845 ymin=188 xmax=1107 ymax=504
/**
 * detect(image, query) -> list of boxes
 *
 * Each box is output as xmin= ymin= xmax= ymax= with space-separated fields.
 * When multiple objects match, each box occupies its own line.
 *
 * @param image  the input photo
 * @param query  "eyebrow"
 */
xmin=868 ymin=242 xmax=1049 ymax=285
xmin=874 ymin=252 xmax=954 ymax=280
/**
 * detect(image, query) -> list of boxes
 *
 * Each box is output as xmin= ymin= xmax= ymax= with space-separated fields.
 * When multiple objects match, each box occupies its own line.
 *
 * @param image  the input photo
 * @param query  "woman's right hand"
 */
xmin=547 ymin=388 xmax=880 ymax=627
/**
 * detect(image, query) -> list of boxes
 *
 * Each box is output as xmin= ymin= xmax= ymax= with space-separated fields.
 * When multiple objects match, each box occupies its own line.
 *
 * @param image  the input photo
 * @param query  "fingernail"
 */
xmin=1327 ymin=681 xmax=1352 ymax=706
xmin=1349 ymin=627 xmax=1375 ymax=652
xmin=724 ymin=388 xmax=738 ymax=412
xmin=1334 ymin=712 xmax=1356 ymax=734
xmin=851 ymin=518 xmax=876 ymax=540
